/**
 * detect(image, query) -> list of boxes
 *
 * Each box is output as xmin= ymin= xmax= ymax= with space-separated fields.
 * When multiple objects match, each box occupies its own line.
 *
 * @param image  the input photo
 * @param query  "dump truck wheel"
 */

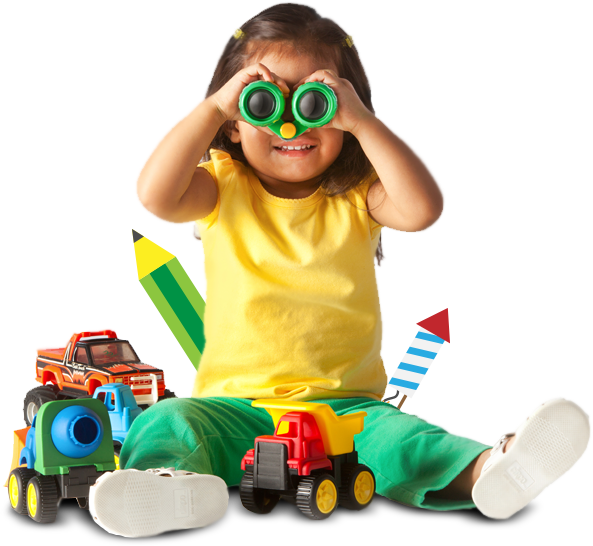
xmin=339 ymin=464 xmax=375 ymax=510
xmin=8 ymin=468 xmax=37 ymax=515
xmin=239 ymin=471 xmax=279 ymax=514
xmin=26 ymin=475 xmax=59 ymax=523
xmin=23 ymin=385 xmax=59 ymax=426
xmin=296 ymin=474 xmax=338 ymax=519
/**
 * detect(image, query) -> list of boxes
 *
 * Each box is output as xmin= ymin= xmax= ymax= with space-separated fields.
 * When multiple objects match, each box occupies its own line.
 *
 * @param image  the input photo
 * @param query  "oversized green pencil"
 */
xmin=132 ymin=230 xmax=205 ymax=370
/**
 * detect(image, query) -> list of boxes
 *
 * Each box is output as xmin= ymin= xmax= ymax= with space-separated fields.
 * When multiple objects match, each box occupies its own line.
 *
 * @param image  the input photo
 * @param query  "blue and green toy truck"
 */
xmin=8 ymin=398 xmax=116 ymax=523
xmin=92 ymin=383 xmax=142 ymax=452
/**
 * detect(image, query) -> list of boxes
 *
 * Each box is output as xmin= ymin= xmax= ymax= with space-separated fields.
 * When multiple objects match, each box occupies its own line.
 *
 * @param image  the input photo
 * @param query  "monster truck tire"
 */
xmin=158 ymin=389 xmax=177 ymax=401
xmin=138 ymin=389 xmax=177 ymax=410
xmin=23 ymin=385 xmax=59 ymax=426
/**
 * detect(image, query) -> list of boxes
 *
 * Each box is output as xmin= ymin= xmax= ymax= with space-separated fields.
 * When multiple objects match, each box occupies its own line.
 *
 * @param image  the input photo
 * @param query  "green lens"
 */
xmin=293 ymin=82 xmax=337 ymax=127
xmin=239 ymin=81 xmax=285 ymax=126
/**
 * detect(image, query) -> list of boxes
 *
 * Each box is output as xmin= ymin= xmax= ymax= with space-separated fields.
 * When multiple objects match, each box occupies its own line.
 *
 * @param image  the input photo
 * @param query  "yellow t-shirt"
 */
xmin=192 ymin=149 xmax=386 ymax=401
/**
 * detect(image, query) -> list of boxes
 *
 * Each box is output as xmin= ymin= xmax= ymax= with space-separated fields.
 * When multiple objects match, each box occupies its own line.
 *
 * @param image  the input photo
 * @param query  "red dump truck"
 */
xmin=240 ymin=400 xmax=375 ymax=519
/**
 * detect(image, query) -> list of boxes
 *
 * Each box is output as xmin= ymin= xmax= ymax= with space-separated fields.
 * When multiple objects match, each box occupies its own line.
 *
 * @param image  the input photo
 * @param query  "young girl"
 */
xmin=88 ymin=4 xmax=589 ymax=537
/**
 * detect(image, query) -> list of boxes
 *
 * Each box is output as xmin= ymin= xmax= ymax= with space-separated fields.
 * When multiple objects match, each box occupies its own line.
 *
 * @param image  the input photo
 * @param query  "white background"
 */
xmin=1 ymin=1 xmax=592 ymax=544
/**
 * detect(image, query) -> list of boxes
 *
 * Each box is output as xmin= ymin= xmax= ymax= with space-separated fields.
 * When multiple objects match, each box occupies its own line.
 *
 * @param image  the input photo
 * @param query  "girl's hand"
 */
xmin=209 ymin=63 xmax=290 ymax=123
xmin=294 ymin=70 xmax=374 ymax=135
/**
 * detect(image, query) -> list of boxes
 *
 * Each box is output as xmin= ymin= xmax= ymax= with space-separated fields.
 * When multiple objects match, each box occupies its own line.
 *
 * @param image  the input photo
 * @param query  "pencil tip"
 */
xmin=132 ymin=229 xmax=143 ymax=243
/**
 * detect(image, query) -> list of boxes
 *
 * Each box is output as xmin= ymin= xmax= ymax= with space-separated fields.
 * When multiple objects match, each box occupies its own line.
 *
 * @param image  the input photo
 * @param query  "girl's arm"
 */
xmin=137 ymin=98 xmax=223 ymax=223
xmin=354 ymin=118 xmax=443 ymax=232
xmin=297 ymin=70 xmax=443 ymax=232
xmin=137 ymin=64 xmax=290 ymax=223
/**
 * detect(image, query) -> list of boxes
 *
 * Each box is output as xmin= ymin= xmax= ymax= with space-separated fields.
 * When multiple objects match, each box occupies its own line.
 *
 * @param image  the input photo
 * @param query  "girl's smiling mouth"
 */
xmin=273 ymin=139 xmax=317 ymax=157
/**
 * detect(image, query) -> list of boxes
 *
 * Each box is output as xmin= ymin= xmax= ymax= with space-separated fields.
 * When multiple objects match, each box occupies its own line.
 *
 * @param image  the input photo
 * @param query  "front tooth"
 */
xmin=294 ymin=146 xmax=301 ymax=151
xmin=287 ymin=146 xmax=294 ymax=150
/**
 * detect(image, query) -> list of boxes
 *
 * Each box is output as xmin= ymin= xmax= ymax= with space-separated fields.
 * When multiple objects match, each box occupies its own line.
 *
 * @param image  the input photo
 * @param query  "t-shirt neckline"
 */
xmin=247 ymin=167 xmax=326 ymax=209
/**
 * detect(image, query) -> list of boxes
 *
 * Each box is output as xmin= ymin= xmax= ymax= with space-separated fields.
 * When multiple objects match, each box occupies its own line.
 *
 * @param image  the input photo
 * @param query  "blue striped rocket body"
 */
xmin=383 ymin=328 xmax=445 ymax=407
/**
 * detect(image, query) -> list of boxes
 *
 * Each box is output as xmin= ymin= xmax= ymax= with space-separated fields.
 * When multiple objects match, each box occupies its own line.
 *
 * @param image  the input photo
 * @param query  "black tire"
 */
xmin=139 ymin=389 xmax=177 ymax=410
xmin=8 ymin=467 xmax=37 ymax=515
xmin=239 ymin=471 xmax=280 ymax=514
xmin=26 ymin=475 xmax=59 ymax=523
xmin=23 ymin=385 xmax=59 ymax=426
xmin=158 ymin=389 xmax=177 ymax=401
xmin=339 ymin=464 xmax=375 ymax=510
xmin=296 ymin=474 xmax=338 ymax=520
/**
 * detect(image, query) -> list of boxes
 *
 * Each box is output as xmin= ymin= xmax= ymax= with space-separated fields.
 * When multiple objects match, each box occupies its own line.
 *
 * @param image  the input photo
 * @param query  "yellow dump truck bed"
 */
xmin=252 ymin=399 xmax=366 ymax=457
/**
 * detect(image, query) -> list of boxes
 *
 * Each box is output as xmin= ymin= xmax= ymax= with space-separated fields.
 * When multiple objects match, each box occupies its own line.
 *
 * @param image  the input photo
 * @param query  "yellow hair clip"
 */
xmin=343 ymin=35 xmax=354 ymax=48
xmin=234 ymin=29 xmax=245 ymax=40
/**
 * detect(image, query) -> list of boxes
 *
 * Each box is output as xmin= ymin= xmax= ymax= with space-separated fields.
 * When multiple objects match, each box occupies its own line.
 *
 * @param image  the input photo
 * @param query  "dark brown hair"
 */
xmin=204 ymin=3 xmax=384 ymax=264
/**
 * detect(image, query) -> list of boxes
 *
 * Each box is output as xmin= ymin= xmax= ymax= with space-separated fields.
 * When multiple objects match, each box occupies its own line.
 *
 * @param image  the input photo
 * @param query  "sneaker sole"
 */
xmin=89 ymin=470 xmax=229 ymax=537
xmin=472 ymin=398 xmax=589 ymax=519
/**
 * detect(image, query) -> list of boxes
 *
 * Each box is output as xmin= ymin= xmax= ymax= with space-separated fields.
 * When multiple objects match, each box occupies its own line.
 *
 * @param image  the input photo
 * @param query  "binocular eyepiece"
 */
xmin=239 ymin=81 xmax=337 ymax=141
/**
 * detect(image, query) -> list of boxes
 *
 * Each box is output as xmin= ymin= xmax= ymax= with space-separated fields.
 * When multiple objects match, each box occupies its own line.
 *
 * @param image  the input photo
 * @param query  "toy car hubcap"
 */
xmin=9 ymin=475 xmax=19 ymax=508
xmin=354 ymin=471 xmax=374 ymax=504
xmin=27 ymin=483 xmax=37 ymax=517
xmin=316 ymin=479 xmax=337 ymax=513
xmin=27 ymin=402 xmax=38 ymax=424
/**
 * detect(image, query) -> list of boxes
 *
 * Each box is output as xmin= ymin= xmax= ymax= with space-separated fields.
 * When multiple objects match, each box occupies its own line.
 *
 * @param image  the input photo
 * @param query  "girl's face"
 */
xmin=229 ymin=49 xmax=344 ymax=196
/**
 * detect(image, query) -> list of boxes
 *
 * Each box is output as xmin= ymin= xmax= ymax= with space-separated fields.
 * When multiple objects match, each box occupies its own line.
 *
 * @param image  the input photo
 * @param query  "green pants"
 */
xmin=119 ymin=397 xmax=490 ymax=511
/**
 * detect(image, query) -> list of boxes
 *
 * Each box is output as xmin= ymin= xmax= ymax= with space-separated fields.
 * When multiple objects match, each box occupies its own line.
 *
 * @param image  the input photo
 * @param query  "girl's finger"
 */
xmin=300 ymin=69 xmax=341 ymax=87
xmin=269 ymin=72 xmax=290 ymax=96
xmin=240 ymin=63 xmax=275 ymax=85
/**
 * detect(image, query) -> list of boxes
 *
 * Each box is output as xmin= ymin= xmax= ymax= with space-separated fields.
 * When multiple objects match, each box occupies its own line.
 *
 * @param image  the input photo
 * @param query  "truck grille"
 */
xmin=254 ymin=442 xmax=288 ymax=491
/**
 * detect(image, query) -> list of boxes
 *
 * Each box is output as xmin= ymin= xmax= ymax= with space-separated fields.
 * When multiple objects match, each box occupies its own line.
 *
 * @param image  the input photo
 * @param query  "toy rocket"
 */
xmin=383 ymin=309 xmax=450 ymax=409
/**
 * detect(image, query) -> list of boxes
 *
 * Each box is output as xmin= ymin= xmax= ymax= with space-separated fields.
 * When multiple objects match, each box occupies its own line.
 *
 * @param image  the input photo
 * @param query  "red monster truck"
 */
xmin=23 ymin=330 xmax=175 ymax=425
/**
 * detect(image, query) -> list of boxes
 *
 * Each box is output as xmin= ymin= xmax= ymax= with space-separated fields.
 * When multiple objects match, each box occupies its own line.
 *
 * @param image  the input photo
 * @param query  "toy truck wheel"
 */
xmin=8 ymin=468 xmax=37 ymax=515
xmin=26 ymin=475 xmax=59 ymax=523
xmin=23 ymin=385 xmax=59 ymax=426
xmin=296 ymin=474 xmax=338 ymax=520
xmin=339 ymin=464 xmax=375 ymax=510
xmin=158 ymin=389 xmax=177 ymax=402
xmin=239 ymin=471 xmax=280 ymax=514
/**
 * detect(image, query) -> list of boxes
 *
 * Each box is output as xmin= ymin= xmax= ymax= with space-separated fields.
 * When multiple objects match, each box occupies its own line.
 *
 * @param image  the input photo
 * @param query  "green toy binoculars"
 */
xmin=239 ymin=81 xmax=337 ymax=141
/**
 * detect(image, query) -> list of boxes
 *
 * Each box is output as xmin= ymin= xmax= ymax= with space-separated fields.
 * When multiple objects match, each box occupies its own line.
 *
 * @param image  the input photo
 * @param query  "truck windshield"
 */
xmin=90 ymin=342 xmax=139 ymax=366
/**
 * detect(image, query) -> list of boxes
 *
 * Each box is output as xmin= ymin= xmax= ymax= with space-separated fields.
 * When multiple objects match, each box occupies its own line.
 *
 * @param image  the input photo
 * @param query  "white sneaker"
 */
xmin=89 ymin=468 xmax=228 ymax=537
xmin=472 ymin=398 xmax=589 ymax=519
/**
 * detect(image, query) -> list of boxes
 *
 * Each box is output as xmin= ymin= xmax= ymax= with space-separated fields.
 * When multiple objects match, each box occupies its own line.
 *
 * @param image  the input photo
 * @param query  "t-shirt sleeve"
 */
xmin=355 ymin=169 xmax=383 ymax=239
xmin=195 ymin=149 xmax=235 ymax=231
